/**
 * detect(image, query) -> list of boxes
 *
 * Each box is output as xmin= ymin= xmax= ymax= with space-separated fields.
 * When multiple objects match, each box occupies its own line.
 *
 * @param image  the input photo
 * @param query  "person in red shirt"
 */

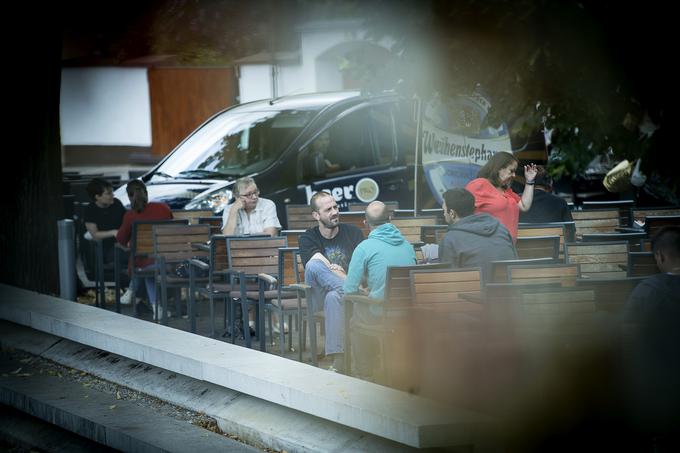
xmin=116 ymin=179 xmax=173 ymax=318
xmin=465 ymin=152 xmax=538 ymax=241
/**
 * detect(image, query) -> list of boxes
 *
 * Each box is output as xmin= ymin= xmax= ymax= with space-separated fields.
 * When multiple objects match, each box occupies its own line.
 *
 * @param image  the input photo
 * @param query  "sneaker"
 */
xmin=152 ymin=304 xmax=164 ymax=321
xmin=120 ymin=288 xmax=133 ymax=305
xmin=272 ymin=322 xmax=289 ymax=335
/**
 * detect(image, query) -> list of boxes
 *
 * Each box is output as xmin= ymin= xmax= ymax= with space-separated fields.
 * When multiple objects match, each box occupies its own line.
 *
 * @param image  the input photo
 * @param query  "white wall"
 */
xmin=238 ymin=64 xmax=272 ymax=103
xmin=60 ymin=67 xmax=151 ymax=146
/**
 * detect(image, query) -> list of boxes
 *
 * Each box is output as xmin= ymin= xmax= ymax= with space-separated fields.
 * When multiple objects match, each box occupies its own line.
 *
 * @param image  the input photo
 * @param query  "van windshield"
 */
xmin=153 ymin=108 xmax=320 ymax=179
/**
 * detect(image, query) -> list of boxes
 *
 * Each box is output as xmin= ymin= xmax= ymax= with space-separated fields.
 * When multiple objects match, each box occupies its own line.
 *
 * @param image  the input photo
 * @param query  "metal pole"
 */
xmin=57 ymin=219 xmax=77 ymax=301
xmin=413 ymin=96 xmax=422 ymax=215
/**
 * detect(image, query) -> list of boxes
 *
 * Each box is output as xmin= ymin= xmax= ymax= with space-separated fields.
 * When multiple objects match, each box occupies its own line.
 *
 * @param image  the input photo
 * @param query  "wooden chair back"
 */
xmin=279 ymin=247 xmax=300 ymax=287
xmin=582 ymin=200 xmax=634 ymax=227
xmin=487 ymin=257 xmax=557 ymax=283
xmin=226 ymin=236 xmax=288 ymax=278
xmin=131 ymin=219 xmax=189 ymax=261
xmin=152 ymin=224 xmax=211 ymax=264
xmin=382 ymin=263 xmax=450 ymax=308
xmin=285 ymin=204 xmax=315 ymax=230
xmin=281 ymin=229 xmax=306 ymax=247
xmin=171 ymin=209 xmax=214 ymax=225
xmin=581 ymin=232 xmax=647 ymax=251
xmin=409 ymin=268 xmax=482 ymax=307
xmin=627 ymin=251 xmax=660 ymax=277
xmin=507 ymin=263 xmax=581 ymax=286
xmin=565 ymin=241 xmax=629 ymax=279
xmin=516 ymin=235 xmax=560 ymax=261
xmin=518 ymin=222 xmax=575 ymax=256
xmin=644 ymin=215 xmax=680 ymax=238
xmin=392 ymin=216 xmax=440 ymax=243
xmin=517 ymin=285 xmax=596 ymax=332
xmin=197 ymin=216 xmax=223 ymax=235
xmin=571 ymin=208 xmax=622 ymax=237
xmin=632 ymin=206 xmax=680 ymax=225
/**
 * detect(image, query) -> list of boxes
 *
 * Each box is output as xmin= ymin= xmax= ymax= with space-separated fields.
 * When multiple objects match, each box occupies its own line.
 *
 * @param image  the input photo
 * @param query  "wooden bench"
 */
xmin=507 ymin=263 xmax=581 ymax=286
xmin=571 ymin=208 xmax=622 ymax=238
xmin=632 ymin=206 xmax=680 ymax=225
xmin=518 ymin=222 xmax=575 ymax=259
xmin=580 ymin=232 xmax=647 ymax=251
xmin=285 ymin=204 xmax=315 ymax=230
xmin=488 ymin=258 xmax=557 ymax=283
xmin=565 ymin=241 xmax=629 ymax=279
xmin=581 ymin=200 xmax=634 ymax=227
xmin=516 ymin=235 xmax=560 ymax=261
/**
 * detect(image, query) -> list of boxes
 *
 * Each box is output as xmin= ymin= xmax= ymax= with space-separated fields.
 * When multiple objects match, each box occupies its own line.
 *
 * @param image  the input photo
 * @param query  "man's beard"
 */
xmin=320 ymin=216 xmax=339 ymax=229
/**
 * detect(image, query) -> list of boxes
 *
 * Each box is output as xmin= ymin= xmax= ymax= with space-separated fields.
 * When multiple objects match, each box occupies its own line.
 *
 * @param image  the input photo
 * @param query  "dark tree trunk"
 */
xmin=1 ymin=7 xmax=63 ymax=295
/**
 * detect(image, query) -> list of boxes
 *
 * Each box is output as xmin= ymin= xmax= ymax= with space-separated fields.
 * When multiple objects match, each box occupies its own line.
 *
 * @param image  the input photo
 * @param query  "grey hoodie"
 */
xmin=439 ymin=213 xmax=517 ymax=277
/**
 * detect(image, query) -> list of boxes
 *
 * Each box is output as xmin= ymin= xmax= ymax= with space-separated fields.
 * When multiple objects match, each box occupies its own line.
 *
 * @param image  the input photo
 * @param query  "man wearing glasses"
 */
xmin=221 ymin=177 xmax=281 ymax=237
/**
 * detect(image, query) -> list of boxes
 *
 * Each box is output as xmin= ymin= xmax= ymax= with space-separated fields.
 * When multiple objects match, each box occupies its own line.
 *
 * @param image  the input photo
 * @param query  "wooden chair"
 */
xmin=113 ymin=219 xmax=188 ymax=315
xmin=507 ymin=263 xmax=581 ymax=286
xmin=392 ymin=216 xmax=440 ymax=244
xmin=152 ymin=224 xmax=211 ymax=329
xmin=171 ymin=209 xmax=215 ymax=224
xmin=226 ymin=236 xmax=288 ymax=350
xmin=342 ymin=263 xmax=449 ymax=384
xmin=288 ymin=250 xmax=325 ymax=366
xmin=581 ymin=200 xmax=634 ymax=227
xmin=188 ymin=235 xmax=232 ymax=338
xmin=258 ymin=247 xmax=306 ymax=356
xmin=565 ymin=241 xmax=629 ymax=279
xmin=488 ymin=257 xmax=558 ymax=283
xmin=518 ymin=222 xmax=575 ymax=258
xmin=285 ymin=204 xmax=315 ymax=230
xmin=516 ymin=235 xmax=560 ymax=261
xmin=571 ymin=208 xmax=622 ymax=238
xmin=197 ymin=216 xmax=224 ymax=236
xmin=408 ymin=268 xmax=485 ymax=397
xmin=581 ymin=232 xmax=647 ymax=251
xmin=627 ymin=251 xmax=659 ymax=277
xmin=644 ymin=215 xmax=680 ymax=238
xmin=632 ymin=206 xmax=680 ymax=226
xmin=280 ymin=229 xmax=306 ymax=247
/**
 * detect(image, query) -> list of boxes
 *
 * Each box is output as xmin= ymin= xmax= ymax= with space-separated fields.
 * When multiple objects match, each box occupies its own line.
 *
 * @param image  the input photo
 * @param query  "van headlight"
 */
xmin=184 ymin=188 xmax=232 ymax=212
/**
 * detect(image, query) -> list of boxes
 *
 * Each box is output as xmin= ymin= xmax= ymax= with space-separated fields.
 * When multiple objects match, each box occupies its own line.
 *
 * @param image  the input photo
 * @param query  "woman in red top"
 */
xmin=465 ymin=152 xmax=538 ymax=241
xmin=116 ymin=180 xmax=173 ymax=318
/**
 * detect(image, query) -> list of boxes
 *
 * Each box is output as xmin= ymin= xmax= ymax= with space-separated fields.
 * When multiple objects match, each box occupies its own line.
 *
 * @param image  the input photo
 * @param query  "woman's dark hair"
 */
xmin=126 ymin=179 xmax=148 ymax=213
xmin=443 ymin=188 xmax=476 ymax=218
xmin=86 ymin=178 xmax=112 ymax=201
xmin=477 ymin=152 xmax=518 ymax=187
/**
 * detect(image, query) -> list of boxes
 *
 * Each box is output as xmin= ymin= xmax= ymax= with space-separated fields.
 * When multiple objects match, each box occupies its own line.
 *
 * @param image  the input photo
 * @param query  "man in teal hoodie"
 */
xmin=344 ymin=201 xmax=417 ymax=377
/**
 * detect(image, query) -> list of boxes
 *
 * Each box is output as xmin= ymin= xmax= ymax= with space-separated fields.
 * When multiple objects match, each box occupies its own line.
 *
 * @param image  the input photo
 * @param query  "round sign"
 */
xmin=355 ymin=177 xmax=380 ymax=203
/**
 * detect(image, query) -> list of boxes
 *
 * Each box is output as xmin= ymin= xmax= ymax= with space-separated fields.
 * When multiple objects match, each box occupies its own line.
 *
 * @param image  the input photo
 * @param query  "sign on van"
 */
xmin=420 ymin=93 xmax=512 ymax=205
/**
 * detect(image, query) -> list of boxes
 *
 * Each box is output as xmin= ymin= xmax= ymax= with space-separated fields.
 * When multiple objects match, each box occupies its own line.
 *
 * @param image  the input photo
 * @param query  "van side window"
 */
xmin=301 ymin=105 xmax=396 ymax=182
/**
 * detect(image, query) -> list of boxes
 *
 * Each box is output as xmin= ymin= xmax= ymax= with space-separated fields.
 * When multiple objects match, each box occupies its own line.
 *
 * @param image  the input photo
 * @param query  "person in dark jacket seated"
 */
xmin=518 ymin=167 xmax=573 ymax=223
xmin=439 ymin=188 xmax=517 ymax=278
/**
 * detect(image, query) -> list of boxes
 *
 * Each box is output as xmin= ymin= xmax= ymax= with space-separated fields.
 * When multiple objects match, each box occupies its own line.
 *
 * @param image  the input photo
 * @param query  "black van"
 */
xmin=115 ymin=91 xmax=425 ymax=227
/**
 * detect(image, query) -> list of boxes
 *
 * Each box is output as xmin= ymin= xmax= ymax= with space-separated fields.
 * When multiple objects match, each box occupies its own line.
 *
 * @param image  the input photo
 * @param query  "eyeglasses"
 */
xmin=240 ymin=190 xmax=260 ymax=199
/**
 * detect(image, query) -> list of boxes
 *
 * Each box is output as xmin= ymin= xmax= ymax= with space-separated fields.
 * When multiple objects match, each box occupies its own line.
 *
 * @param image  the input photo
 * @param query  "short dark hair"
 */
xmin=477 ymin=152 xmax=518 ymax=187
xmin=310 ymin=191 xmax=333 ymax=212
xmin=442 ymin=188 xmax=475 ymax=218
xmin=126 ymin=179 xmax=148 ymax=213
xmin=86 ymin=178 xmax=113 ymax=201
xmin=652 ymin=226 xmax=680 ymax=259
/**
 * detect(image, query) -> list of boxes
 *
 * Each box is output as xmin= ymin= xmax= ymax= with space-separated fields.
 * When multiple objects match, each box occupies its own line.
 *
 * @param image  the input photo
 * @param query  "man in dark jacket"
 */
xmin=518 ymin=169 xmax=573 ymax=223
xmin=439 ymin=188 xmax=517 ymax=278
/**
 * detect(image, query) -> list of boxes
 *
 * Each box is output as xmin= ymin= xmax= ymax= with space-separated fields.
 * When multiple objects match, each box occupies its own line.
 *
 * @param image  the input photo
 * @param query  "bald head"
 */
xmin=365 ymin=201 xmax=390 ymax=227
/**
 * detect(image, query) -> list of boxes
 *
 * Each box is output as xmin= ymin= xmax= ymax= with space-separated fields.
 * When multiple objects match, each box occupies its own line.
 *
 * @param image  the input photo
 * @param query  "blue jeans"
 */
xmin=304 ymin=259 xmax=345 ymax=355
